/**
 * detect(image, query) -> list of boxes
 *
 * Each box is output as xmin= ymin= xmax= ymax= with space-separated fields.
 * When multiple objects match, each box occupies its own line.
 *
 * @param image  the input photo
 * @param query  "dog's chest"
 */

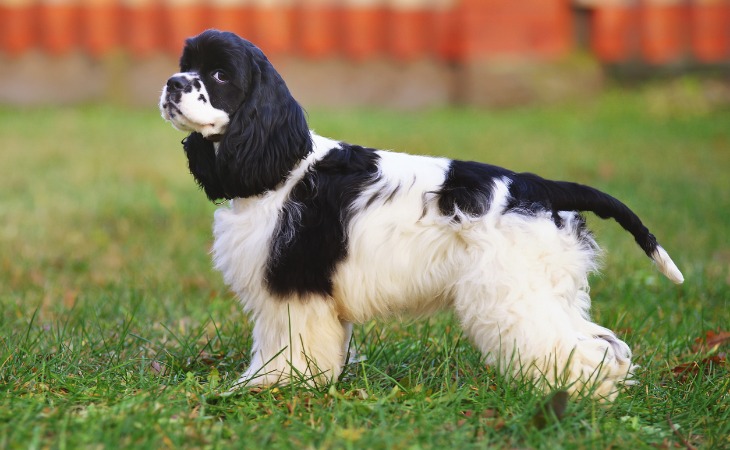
xmin=210 ymin=196 xmax=282 ymax=306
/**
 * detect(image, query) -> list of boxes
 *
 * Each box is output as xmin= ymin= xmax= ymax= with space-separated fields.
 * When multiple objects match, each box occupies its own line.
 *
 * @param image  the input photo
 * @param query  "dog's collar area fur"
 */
xmin=205 ymin=133 xmax=223 ymax=142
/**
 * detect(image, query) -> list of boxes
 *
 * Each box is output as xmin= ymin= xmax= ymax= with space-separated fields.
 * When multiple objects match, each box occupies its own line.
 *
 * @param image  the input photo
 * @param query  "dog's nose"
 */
xmin=166 ymin=76 xmax=189 ymax=92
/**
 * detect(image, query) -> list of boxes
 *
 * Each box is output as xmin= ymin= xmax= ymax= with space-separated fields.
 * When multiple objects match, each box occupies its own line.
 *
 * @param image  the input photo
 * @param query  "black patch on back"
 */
xmin=437 ymin=160 xmax=512 ymax=220
xmin=505 ymin=172 xmax=570 ymax=226
xmin=266 ymin=143 xmax=381 ymax=298
xmin=438 ymin=159 xmax=660 ymax=260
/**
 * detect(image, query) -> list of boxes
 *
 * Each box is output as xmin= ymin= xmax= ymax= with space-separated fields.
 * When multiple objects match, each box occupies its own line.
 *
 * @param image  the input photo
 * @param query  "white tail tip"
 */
xmin=652 ymin=246 xmax=684 ymax=284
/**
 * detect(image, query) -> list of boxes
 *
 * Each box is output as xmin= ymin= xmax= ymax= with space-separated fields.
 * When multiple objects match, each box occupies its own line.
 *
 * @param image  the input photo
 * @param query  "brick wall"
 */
xmin=2 ymin=0 xmax=729 ymax=64
xmin=591 ymin=0 xmax=730 ymax=64
xmin=0 ymin=0 xmax=728 ymax=107
xmin=0 ymin=0 xmax=573 ymax=62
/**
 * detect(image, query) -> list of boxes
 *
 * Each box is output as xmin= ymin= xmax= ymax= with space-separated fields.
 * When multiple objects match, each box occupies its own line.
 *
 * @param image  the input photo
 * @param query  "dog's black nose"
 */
xmin=166 ymin=76 xmax=189 ymax=92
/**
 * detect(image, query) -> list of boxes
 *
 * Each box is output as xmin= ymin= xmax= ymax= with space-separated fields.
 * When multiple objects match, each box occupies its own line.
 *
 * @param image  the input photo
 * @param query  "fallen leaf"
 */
xmin=671 ymin=354 xmax=726 ymax=381
xmin=532 ymin=390 xmax=569 ymax=429
xmin=692 ymin=330 xmax=730 ymax=353
xmin=149 ymin=360 xmax=163 ymax=375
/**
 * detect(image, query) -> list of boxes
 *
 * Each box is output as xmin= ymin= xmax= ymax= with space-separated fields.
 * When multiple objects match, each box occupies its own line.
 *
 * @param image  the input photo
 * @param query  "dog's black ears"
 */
xmin=180 ymin=37 xmax=311 ymax=202
xmin=182 ymin=132 xmax=227 ymax=202
xmin=214 ymin=48 xmax=312 ymax=199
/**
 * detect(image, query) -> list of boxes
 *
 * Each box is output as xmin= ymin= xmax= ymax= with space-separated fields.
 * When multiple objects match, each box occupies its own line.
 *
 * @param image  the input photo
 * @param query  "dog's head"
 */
xmin=160 ymin=30 xmax=312 ymax=200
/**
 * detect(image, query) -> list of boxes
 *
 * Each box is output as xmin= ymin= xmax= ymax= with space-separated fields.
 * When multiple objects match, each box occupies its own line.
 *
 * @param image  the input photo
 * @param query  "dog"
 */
xmin=160 ymin=29 xmax=683 ymax=399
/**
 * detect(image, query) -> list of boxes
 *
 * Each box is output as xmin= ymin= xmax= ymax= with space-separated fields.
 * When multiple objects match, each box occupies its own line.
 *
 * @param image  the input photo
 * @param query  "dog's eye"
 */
xmin=212 ymin=70 xmax=229 ymax=84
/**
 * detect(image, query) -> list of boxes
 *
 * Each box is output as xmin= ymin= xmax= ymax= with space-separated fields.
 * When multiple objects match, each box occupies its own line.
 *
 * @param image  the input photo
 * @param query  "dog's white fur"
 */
xmin=210 ymin=134 xmax=633 ymax=398
xmin=160 ymin=31 xmax=683 ymax=400
xmin=160 ymin=72 xmax=229 ymax=139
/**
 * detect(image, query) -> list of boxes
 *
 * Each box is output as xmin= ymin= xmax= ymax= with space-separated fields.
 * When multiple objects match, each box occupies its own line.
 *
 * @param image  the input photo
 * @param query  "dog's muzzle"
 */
xmin=159 ymin=73 xmax=230 ymax=139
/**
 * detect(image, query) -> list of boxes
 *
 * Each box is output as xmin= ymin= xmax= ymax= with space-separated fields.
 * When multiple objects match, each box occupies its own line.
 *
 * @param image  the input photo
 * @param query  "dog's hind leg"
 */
xmin=452 ymin=213 xmax=634 ymax=399
xmin=232 ymin=297 xmax=349 ymax=390
xmin=453 ymin=279 xmax=633 ymax=399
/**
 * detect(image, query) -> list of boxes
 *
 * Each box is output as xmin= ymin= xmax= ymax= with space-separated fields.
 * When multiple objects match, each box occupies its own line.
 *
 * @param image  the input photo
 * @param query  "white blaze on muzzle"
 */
xmin=159 ymin=72 xmax=229 ymax=140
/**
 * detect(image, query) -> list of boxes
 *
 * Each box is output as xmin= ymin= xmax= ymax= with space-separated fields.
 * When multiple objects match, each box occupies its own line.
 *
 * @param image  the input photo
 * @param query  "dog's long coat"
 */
xmin=160 ymin=30 xmax=683 ymax=399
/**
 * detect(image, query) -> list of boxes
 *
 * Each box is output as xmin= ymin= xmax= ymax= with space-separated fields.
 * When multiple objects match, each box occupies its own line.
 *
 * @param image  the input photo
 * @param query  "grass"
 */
xmin=1 ymin=82 xmax=729 ymax=449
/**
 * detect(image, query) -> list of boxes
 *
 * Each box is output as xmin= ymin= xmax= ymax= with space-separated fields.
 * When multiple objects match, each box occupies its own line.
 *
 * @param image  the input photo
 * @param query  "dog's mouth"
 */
xmin=160 ymin=97 xmax=186 ymax=125
xmin=161 ymin=94 xmax=229 ymax=140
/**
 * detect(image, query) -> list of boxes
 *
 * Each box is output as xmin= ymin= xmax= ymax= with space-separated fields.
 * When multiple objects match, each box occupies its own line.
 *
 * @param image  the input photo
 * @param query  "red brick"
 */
xmin=592 ymin=4 xmax=640 ymax=62
xmin=0 ymin=4 xmax=38 ymax=56
xmin=691 ymin=1 xmax=730 ymax=62
xmin=296 ymin=4 xmax=339 ymax=58
xmin=641 ymin=1 xmax=689 ymax=64
xmin=39 ymin=3 xmax=81 ymax=55
xmin=83 ymin=3 xmax=122 ymax=57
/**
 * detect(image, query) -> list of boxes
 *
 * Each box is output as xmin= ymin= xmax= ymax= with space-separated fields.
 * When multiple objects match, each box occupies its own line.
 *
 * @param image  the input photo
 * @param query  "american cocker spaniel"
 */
xmin=160 ymin=30 xmax=683 ymax=399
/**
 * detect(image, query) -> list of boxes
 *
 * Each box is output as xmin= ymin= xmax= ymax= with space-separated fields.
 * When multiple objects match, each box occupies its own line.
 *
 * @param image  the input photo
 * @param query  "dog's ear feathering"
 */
xmin=174 ymin=31 xmax=313 ymax=202
xmin=214 ymin=46 xmax=312 ymax=200
xmin=182 ymin=132 xmax=227 ymax=202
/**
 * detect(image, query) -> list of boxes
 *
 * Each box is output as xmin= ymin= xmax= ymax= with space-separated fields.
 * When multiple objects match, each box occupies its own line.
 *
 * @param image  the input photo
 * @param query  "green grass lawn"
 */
xmin=1 ymin=84 xmax=729 ymax=449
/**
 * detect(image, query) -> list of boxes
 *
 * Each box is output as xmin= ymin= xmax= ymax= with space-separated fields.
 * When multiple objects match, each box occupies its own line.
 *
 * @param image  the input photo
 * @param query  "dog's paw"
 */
xmin=565 ymin=334 xmax=635 ymax=400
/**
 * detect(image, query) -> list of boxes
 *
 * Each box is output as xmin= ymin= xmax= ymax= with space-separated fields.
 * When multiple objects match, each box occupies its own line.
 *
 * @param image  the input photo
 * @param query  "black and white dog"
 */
xmin=160 ymin=30 xmax=683 ymax=399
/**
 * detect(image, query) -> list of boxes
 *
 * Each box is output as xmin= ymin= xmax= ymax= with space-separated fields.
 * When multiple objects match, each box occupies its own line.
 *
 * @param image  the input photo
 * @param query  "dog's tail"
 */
xmin=509 ymin=173 xmax=684 ymax=284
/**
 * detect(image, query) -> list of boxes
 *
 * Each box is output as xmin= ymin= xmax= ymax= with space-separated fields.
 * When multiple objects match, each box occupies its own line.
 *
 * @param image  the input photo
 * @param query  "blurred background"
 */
xmin=1 ymin=5 xmax=729 ymax=435
xmin=1 ymin=0 xmax=730 ymax=108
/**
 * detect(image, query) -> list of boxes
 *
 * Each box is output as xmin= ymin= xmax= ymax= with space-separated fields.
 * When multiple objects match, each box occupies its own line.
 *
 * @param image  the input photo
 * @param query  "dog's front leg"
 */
xmin=232 ymin=298 xmax=349 ymax=390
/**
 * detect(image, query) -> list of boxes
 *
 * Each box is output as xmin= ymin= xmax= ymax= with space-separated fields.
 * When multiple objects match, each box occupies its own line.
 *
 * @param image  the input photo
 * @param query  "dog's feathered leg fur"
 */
xmin=233 ymin=297 xmax=350 ymax=389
